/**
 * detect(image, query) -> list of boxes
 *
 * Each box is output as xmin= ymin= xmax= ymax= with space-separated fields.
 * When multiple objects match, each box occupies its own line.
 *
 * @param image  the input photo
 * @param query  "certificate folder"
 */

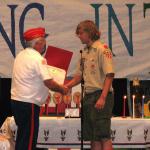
xmin=45 ymin=45 xmax=73 ymax=72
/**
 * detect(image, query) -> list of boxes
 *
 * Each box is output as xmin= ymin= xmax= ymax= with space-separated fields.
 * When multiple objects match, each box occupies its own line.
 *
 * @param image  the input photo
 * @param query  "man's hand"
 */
xmin=44 ymin=79 xmax=70 ymax=94
xmin=61 ymin=85 xmax=69 ymax=95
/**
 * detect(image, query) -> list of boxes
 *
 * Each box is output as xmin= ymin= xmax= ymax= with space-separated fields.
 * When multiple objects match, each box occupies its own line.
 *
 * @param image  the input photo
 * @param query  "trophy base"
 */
xmin=65 ymin=108 xmax=80 ymax=118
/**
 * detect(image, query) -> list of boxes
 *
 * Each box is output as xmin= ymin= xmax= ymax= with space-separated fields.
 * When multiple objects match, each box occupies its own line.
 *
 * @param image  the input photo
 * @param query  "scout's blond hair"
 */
xmin=76 ymin=20 xmax=100 ymax=41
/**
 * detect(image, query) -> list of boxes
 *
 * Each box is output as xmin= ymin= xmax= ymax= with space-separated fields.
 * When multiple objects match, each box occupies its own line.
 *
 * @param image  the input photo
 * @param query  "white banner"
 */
xmin=0 ymin=0 xmax=150 ymax=79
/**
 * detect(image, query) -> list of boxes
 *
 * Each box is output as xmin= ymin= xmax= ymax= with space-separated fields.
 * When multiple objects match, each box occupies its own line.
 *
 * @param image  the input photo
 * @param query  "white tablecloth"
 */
xmin=1 ymin=117 xmax=150 ymax=149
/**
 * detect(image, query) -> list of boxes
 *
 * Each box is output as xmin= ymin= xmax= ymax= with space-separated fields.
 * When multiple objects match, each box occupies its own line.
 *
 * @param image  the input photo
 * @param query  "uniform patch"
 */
xmin=103 ymin=50 xmax=112 ymax=59
xmin=90 ymin=63 xmax=96 ymax=74
xmin=104 ymin=44 xmax=108 ymax=49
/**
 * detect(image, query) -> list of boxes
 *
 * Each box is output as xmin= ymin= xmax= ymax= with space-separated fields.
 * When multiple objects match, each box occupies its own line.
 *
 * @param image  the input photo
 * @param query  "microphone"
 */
xmin=80 ymin=50 xmax=83 ymax=67
xmin=80 ymin=50 xmax=84 ymax=77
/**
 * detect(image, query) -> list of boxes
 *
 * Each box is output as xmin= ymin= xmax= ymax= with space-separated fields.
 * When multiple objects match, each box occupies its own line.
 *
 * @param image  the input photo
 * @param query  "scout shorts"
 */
xmin=82 ymin=90 xmax=114 ymax=141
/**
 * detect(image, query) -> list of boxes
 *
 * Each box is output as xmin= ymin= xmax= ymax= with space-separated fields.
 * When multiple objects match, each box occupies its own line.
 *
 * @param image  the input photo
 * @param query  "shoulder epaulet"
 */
xmin=103 ymin=44 xmax=112 ymax=59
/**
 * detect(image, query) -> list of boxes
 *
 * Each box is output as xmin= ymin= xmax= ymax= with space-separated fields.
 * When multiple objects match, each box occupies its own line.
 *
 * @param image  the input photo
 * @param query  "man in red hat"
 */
xmin=11 ymin=27 xmax=68 ymax=150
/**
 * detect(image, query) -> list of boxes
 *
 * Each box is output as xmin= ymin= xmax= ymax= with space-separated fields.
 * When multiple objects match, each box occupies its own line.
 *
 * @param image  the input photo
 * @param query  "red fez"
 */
xmin=23 ymin=27 xmax=45 ymax=41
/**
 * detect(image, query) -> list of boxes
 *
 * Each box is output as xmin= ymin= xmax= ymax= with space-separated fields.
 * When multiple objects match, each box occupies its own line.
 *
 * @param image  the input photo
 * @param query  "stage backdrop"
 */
xmin=0 ymin=0 xmax=150 ymax=79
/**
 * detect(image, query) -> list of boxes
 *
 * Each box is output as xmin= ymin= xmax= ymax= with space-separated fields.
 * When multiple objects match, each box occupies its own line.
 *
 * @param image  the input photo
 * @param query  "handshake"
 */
xmin=45 ymin=79 xmax=72 ymax=95
xmin=60 ymin=85 xmax=70 ymax=95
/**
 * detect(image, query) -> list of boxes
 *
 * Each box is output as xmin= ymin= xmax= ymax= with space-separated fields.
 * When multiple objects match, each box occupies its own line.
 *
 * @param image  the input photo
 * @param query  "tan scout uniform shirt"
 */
xmin=75 ymin=40 xmax=114 ymax=93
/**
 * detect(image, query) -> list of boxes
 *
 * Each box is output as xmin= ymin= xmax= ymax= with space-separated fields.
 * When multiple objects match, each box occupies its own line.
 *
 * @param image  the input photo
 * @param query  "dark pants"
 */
xmin=11 ymin=100 xmax=40 ymax=150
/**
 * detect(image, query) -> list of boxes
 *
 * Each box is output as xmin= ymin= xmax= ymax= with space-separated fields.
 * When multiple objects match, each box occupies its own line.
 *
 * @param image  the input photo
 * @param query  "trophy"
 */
xmin=53 ymin=92 xmax=62 ymax=116
xmin=45 ymin=93 xmax=51 ymax=115
xmin=64 ymin=92 xmax=81 ymax=118
xmin=63 ymin=94 xmax=72 ymax=109
xmin=73 ymin=92 xmax=81 ymax=108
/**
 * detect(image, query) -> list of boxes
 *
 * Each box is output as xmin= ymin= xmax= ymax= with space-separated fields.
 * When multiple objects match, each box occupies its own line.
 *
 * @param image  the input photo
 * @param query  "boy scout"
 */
xmin=66 ymin=20 xmax=115 ymax=150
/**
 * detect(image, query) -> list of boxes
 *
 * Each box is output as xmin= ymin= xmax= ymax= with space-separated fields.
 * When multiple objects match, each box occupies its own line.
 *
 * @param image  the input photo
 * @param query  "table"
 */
xmin=111 ymin=117 xmax=150 ymax=148
xmin=1 ymin=117 xmax=150 ymax=149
